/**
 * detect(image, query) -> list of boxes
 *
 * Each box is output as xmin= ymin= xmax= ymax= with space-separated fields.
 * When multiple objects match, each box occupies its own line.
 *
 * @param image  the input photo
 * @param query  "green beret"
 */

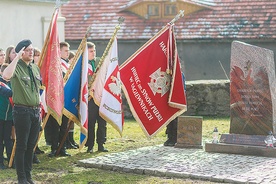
xmin=15 ymin=39 xmax=32 ymax=53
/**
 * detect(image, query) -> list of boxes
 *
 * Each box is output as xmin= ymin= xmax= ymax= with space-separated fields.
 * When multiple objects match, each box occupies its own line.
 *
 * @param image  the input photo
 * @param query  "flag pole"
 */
xmin=168 ymin=10 xmax=184 ymax=25
xmin=63 ymin=26 xmax=92 ymax=83
xmin=88 ymin=17 xmax=125 ymax=98
xmin=55 ymin=26 xmax=92 ymax=155
xmin=37 ymin=9 xmax=57 ymax=68
xmin=38 ymin=0 xmax=61 ymax=68
xmin=33 ymin=113 xmax=50 ymax=151
xmin=55 ymin=120 xmax=73 ymax=156
xmin=8 ymin=142 xmax=15 ymax=168
xmin=120 ymin=10 xmax=184 ymax=69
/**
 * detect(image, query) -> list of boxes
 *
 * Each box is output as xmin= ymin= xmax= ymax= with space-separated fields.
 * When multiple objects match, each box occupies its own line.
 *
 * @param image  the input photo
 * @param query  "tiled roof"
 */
xmin=23 ymin=0 xmax=69 ymax=2
xmin=61 ymin=0 xmax=276 ymax=40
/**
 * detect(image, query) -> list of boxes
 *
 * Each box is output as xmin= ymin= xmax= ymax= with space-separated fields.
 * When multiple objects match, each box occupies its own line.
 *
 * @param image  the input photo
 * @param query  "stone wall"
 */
xmin=122 ymin=80 xmax=230 ymax=119
xmin=183 ymin=80 xmax=230 ymax=116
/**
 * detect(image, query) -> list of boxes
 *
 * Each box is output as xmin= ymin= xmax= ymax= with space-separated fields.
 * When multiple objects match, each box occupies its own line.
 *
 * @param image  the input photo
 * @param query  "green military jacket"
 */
xmin=11 ymin=59 xmax=41 ymax=106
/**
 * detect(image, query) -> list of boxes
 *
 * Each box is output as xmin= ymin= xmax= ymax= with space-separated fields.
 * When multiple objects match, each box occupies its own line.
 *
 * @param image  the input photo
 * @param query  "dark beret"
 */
xmin=15 ymin=39 xmax=32 ymax=53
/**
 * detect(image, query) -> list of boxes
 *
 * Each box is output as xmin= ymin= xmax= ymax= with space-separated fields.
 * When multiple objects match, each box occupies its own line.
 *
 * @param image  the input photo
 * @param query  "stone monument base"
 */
xmin=205 ymin=133 xmax=276 ymax=158
xmin=205 ymin=142 xmax=276 ymax=158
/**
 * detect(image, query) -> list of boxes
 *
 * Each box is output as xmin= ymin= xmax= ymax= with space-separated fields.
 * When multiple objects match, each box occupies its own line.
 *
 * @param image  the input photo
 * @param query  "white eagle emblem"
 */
xmin=108 ymin=72 xmax=121 ymax=96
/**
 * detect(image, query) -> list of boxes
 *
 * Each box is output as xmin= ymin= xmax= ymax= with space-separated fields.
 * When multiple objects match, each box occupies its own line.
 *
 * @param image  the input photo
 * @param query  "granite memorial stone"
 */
xmin=230 ymin=41 xmax=276 ymax=135
xmin=205 ymin=41 xmax=276 ymax=157
xmin=175 ymin=116 xmax=202 ymax=148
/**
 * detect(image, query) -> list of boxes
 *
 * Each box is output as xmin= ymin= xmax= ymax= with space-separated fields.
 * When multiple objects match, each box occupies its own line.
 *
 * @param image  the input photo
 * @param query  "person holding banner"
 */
xmin=48 ymin=41 xmax=72 ymax=157
xmin=86 ymin=42 xmax=108 ymax=153
xmin=164 ymin=118 xmax=178 ymax=146
xmin=3 ymin=39 xmax=41 ymax=184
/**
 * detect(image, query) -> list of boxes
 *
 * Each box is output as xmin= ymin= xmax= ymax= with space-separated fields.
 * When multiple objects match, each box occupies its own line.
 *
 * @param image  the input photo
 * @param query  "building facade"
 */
xmin=61 ymin=0 xmax=276 ymax=81
xmin=0 ymin=0 xmax=67 ymax=51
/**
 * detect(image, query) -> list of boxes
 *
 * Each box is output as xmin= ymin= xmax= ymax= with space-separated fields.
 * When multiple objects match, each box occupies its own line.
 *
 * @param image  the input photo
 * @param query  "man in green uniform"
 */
xmin=3 ymin=39 xmax=41 ymax=184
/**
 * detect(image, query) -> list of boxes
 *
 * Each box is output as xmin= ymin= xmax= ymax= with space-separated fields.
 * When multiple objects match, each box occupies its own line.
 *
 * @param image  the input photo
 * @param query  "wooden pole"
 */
xmin=55 ymin=120 xmax=73 ymax=156
xmin=56 ymin=27 xmax=92 ymax=155
xmin=37 ymin=8 xmax=58 ymax=68
xmin=88 ymin=17 xmax=125 ymax=98
xmin=8 ymin=141 xmax=15 ymax=168
xmin=34 ymin=113 xmax=50 ymax=153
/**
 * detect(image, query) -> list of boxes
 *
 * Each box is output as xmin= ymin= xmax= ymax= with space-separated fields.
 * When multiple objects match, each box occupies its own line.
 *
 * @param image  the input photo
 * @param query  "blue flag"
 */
xmin=63 ymin=39 xmax=88 ymax=150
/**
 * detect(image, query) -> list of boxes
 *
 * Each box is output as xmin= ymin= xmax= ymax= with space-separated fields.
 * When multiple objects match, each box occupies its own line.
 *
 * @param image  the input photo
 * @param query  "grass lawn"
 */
xmin=0 ymin=116 xmax=230 ymax=184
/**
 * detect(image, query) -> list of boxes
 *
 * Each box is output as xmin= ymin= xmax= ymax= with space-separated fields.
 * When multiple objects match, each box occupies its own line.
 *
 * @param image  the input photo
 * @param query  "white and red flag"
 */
xmin=99 ymin=37 xmax=124 ymax=136
xmin=91 ymin=45 xmax=110 ymax=105
xmin=61 ymin=59 xmax=69 ymax=74
xmin=39 ymin=8 xmax=64 ymax=125
xmin=120 ymin=24 xmax=187 ymax=137
xmin=79 ymin=44 xmax=89 ymax=149
xmin=88 ymin=63 xmax=94 ymax=76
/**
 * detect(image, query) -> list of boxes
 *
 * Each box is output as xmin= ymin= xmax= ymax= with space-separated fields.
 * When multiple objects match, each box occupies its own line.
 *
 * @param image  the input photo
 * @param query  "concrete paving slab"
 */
xmin=78 ymin=145 xmax=276 ymax=183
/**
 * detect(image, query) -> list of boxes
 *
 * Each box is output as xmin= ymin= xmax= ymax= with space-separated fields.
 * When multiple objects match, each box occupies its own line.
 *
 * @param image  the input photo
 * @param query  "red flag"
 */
xmin=168 ymin=48 xmax=187 ymax=109
xmin=120 ymin=24 xmax=187 ymax=137
xmin=39 ymin=8 xmax=64 ymax=125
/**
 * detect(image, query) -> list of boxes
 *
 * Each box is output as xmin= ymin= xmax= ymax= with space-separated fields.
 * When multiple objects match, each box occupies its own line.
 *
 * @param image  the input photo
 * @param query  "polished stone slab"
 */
xmin=205 ymin=142 xmax=276 ymax=158
xmin=219 ymin=133 xmax=267 ymax=146
xmin=230 ymin=41 xmax=276 ymax=135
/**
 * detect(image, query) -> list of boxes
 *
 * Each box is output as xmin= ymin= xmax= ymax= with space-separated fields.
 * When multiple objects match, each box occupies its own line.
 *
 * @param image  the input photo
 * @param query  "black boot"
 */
xmin=164 ymin=118 xmax=178 ymax=147
xmin=98 ymin=144 xmax=108 ymax=152
xmin=0 ymin=162 xmax=6 ymax=169
xmin=164 ymin=139 xmax=175 ymax=146
xmin=59 ymin=148 xmax=71 ymax=157
xmin=35 ymin=146 xmax=45 ymax=154
xmin=66 ymin=136 xmax=77 ymax=149
xmin=33 ymin=154 xmax=40 ymax=164
xmin=69 ymin=132 xmax=79 ymax=148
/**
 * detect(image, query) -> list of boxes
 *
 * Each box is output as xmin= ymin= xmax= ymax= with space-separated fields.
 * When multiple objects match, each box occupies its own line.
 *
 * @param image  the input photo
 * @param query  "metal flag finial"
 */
xmin=116 ymin=16 xmax=125 ymax=30
xmin=85 ymin=26 xmax=92 ymax=38
xmin=55 ymin=0 xmax=61 ymax=8
xmin=169 ymin=10 xmax=185 ymax=25
xmin=118 ymin=16 xmax=125 ymax=24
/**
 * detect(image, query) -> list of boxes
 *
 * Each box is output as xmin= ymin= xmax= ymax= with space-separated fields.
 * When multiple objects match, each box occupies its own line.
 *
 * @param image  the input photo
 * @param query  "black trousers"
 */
xmin=86 ymin=99 xmax=107 ymax=149
xmin=13 ymin=106 xmax=40 ymax=181
xmin=0 ymin=119 xmax=13 ymax=164
xmin=47 ymin=115 xmax=68 ymax=152
xmin=165 ymin=118 xmax=178 ymax=142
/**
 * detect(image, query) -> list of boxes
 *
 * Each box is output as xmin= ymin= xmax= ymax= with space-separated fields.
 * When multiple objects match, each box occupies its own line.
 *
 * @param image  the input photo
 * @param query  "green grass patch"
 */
xmin=0 ymin=117 xmax=230 ymax=183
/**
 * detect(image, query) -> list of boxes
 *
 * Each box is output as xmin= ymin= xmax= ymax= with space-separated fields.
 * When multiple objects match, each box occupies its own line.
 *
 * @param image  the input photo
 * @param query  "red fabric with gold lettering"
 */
xmin=39 ymin=9 xmax=64 ymax=124
xmin=120 ymin=25 xmax=187 ymax=137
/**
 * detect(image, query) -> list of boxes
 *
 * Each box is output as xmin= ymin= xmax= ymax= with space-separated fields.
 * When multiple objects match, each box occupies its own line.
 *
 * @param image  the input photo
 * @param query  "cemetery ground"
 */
xmin=0 ymin=117 xmax=229 ymax=184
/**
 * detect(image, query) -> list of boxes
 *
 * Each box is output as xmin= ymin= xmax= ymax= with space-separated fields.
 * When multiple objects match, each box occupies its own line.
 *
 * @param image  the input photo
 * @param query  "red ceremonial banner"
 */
xmin=120 ymin=25 xmax=187 ymax=137
xmin=39 ymin=8 xmax=64 ymax=125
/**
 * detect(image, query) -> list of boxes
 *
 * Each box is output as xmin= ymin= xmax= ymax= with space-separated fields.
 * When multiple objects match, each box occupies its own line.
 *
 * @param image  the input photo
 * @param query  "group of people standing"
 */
xmin=0 ymin=39 xmax=108 ymax=184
